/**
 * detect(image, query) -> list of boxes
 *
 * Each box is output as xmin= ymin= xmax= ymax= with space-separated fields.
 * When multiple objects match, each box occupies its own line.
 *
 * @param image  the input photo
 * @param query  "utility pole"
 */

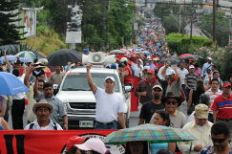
xmin=190 ymin=0 xmax=193 ymax=42
xmin=229 ymin=8 xmax=232 ymax=46
xmin=212 ymin=0 xmax=216 ymax=43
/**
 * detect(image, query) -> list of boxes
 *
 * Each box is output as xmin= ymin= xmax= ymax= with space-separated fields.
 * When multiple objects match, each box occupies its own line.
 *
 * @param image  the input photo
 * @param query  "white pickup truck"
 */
xmin=56 ymin=67 xmax=131 ymax=129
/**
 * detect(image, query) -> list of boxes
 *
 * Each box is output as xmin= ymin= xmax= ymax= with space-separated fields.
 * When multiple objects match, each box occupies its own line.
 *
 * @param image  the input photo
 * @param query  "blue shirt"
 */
xmin=150 ymin=143 xmax=168 ymax=154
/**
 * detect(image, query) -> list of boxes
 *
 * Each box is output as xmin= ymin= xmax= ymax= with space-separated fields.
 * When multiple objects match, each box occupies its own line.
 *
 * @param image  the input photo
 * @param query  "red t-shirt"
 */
xmin=211 ymin=94 xmax=232 ymax=119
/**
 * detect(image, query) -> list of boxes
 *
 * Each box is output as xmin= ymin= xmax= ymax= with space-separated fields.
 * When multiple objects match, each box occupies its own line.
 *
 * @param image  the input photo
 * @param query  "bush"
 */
xmin=166 ymin=33 xmax=212 ymax=54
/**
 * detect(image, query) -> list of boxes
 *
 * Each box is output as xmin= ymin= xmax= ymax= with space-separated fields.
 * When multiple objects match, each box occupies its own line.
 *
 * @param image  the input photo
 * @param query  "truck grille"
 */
xmin=69 ymin=103 xmax=96 ymax=109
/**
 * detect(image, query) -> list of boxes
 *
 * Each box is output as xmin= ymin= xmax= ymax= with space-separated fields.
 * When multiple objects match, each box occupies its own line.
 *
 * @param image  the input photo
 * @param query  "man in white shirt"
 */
xmin=179 ymin=104 xmax=213 ymax=153
xmin=177 ymin=61 xmax=188 ymax=87
xmin=24 ymin=100 xmax=62 ymax=130
xmin=86 ymin=64 xmax=126 ymax=129
xmin=204 ymin=79 xmax=222 ymax=106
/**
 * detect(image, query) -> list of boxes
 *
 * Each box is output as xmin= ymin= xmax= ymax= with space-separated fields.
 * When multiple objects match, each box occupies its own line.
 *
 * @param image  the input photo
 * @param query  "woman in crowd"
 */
xmin=150 ymin=110 xmax=176 ymax=154
xmin=68 ymin=138 xmax=111 ymax=154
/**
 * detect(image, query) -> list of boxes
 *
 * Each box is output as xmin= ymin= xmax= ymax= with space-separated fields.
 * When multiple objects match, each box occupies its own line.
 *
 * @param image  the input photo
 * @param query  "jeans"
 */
xmin=95 ymin=120 xmax=118 ymax=129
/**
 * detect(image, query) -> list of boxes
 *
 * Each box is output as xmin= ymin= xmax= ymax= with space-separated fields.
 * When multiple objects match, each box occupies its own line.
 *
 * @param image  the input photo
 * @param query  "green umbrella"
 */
xmin=105 ymin=124 xmax=195 ymax=144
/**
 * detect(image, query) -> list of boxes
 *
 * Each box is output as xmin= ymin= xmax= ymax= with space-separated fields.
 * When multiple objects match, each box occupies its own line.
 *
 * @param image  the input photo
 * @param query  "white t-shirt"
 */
xmin=205 ymin=88 xmax=222 ymax=106
xmin=177 ymin=67 xmax=189 ymax=85
xmin=131 ymin=63 xmax=143 ymax=78
xmin=95 ymin=87 xmax=124 ymax=123
xmin=24 ymin=120 xmax=63 ymax=130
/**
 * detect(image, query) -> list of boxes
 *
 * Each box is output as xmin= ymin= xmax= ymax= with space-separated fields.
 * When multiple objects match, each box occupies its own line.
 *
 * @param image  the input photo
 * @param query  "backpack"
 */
xmin=29 ymin=122 xmax=57 ymax=130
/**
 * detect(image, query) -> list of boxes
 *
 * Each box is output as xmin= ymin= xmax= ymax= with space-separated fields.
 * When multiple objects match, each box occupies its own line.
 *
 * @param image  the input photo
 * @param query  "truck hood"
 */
xmin=56 ymin=91 xmax=128 ymax=113
xmin=56 ymin=91 xmax=96 ymax=103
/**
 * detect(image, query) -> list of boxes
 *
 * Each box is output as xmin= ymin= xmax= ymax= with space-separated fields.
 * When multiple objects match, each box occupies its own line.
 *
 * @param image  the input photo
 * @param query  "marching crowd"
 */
xmin=0 ymin=18 xmax=232 ymax=154
xmin=0 ymin=47 xmax=232 ymax=154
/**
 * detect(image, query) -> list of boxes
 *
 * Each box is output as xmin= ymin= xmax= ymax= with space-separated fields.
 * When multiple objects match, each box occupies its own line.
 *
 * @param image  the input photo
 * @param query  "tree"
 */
xmin=21 ymin=0 xmax=135 ymax=51
xmin=0 ymin=0 xmax=22 ymax=45
xmin=198 ymin=12 xmax=229 ymax=47
xmin=154 ymin=3 xmax=192 ymax=34
xmin=80 ymin=0 xmax=135 ymax=50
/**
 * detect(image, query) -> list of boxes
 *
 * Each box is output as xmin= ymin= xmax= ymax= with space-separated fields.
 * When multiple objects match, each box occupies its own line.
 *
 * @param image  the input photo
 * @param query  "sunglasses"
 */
xmin=211 ymin=137 xmax=227 ymax=143
xmin=166 ymin=101 xmax=178 ymax=105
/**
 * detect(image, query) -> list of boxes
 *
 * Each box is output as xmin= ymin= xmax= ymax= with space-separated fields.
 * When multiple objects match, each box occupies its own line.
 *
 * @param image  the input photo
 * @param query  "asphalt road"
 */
xmin=129 ymin=111 xmax=140 ymax=128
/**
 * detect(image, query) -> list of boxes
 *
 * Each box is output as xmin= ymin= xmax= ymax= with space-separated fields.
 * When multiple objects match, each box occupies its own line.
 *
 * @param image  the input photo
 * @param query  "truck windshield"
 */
xmin=62 ymin=72 xmax=120 ymax=92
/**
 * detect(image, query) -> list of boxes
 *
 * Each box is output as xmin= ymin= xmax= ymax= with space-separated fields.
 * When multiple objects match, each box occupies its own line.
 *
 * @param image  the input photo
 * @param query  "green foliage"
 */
xmin=80 ymin=0 xmax=135 ymax=50
xmin=163 ymin=16 xmax=179 ymax=33
xmin=198 ymin=12 xmax=229 ymax=47
xmin=166 ymin=33 xmax=212 ymax=54
xmin=0 ymin=0 xmax=22 ymax=45
xmin=22 ymin=25 xmax=66 ymax=55
xmin=217 ymin=48 xmax=232 ymax=80
xmin=21 ymin=0 xmax=135 ymax=52
xmin=154 ymin=3 xmax=193 ymax=34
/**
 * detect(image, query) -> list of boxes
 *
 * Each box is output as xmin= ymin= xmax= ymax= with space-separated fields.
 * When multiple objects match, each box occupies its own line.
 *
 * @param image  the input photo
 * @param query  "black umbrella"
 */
xmin=48 ymin=49 xmax=82 ymax=66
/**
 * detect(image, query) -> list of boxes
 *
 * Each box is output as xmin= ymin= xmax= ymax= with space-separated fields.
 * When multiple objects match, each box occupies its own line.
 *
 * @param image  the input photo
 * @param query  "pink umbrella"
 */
xmin=179 ymin=53 xmax=196 ymax=59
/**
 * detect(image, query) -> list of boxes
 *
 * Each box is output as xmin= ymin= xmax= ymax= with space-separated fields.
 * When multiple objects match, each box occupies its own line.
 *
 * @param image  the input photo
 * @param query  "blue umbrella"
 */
xmin=0 ymin=72 xmax=28 ymax=96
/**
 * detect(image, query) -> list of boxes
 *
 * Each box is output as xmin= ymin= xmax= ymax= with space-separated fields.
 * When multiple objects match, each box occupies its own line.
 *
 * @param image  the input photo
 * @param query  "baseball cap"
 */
xmin=104 ymin=76 xmax=115 ymax=82
xmin=152 ymin=84 xmax=163 ymax=91
xmin=120 ymin=57 xmax=128 ymax=63
xmin=75 ymin=138 xmax=108 ymax=154
xmin=195 ymin=104 xmax=209 ymax=119
xmin=165 ymin=68 xmax=176 ymax=76
xmin=189 ymin=65 xmax=195 ymax=69
xmin=66 ymin=136 xmax=86 ymax=151
xmin=223 ymin=81 xmax=231 ymax=88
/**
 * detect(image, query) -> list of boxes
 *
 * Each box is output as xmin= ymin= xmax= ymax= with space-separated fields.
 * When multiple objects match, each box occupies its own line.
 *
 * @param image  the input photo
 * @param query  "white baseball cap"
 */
xmin=152 ymin=84 xmax=163 ymax=91
xmin=189 ymin=65 xmax=195 ymax=69
xmin=75 ymin=138 xmax=108 ymax=154
xmin=104 ymin=76 xmax=115 ymax=82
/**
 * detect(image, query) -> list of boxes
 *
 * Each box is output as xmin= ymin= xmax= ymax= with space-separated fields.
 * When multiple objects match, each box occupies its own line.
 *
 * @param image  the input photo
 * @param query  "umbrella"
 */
xmin=48 ymin=49 xmax=82 ymax=66
xmin=19 ymin=57 xmax=33 ymax=63
xmin=0 ymin=72 xmax=28 ymax=96
xmin=179 ymin=53 xmax=196 ymax=60
xmin=16 ymin=51 xmax=37 ymax=62
xmin=105 ymin=124 xmax=195 ymax=144
xmin=110 ymin=49 xmax=125 ymax=54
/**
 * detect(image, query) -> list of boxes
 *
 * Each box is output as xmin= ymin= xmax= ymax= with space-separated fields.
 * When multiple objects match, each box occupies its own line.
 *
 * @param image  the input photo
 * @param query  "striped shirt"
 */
xmin=185 ymin=73 xmax=197 ymax=90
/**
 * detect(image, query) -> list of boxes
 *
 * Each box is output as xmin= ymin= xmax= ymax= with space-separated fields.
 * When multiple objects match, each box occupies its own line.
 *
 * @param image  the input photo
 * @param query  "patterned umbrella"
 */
xmin=105 ymin=124 xmax=195 ymax=144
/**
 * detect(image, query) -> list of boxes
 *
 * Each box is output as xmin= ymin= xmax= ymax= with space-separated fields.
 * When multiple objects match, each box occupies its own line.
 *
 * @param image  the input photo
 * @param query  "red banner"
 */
xmin=0 ymin=130 xmax=122 ymax=154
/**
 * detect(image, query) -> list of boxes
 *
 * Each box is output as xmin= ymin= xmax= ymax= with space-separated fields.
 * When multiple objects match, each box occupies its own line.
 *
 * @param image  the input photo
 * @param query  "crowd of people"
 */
xmin=0 ymin=17 xmax=232 ymax=153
